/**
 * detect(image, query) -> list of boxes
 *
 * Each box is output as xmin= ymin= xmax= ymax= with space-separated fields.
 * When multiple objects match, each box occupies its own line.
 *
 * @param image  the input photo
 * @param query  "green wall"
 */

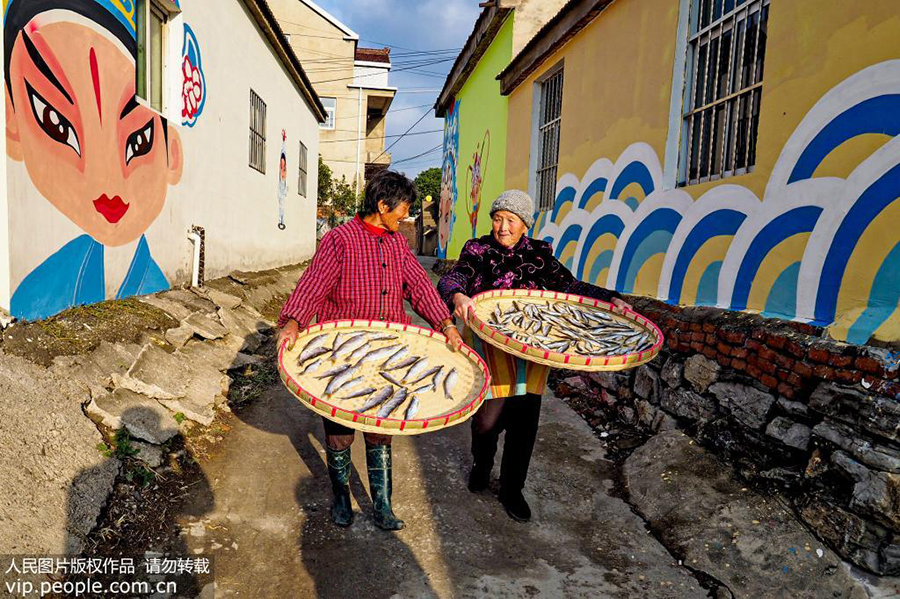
xmin=446 ymin=15 xmax=512 ymax=258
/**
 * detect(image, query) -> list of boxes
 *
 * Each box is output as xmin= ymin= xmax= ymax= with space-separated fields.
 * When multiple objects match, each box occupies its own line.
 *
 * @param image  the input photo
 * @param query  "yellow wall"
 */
xmin=505 ymin=0 xmax=900 ymax=344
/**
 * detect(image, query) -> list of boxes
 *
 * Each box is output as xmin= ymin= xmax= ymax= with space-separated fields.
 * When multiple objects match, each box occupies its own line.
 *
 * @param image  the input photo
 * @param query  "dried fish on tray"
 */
xmin=468 ymin=289 xmax=663 ymax=372
xmin=278 ymin=319 xmax=491 ymax=435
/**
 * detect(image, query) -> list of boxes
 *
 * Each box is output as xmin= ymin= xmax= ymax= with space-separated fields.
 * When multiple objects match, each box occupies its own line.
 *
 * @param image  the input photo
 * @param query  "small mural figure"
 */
xmin=4 ymin=0 xmax=183 ymax=320
xmin=277 ymin=129 xmax=288 ymax=230
xmin=181 ymin=22 xmax=206 ymax=127
xmin=438 ymin=99 xmax=460 ymax=258
xmin=464 ymin=129 xmax=490 ymax=239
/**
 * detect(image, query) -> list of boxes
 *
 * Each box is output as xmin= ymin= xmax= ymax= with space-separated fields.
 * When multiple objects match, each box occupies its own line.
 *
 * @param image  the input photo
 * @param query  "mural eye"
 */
xmin=25 ymin=81 xmax=80 ymax=156
xmin=124 ymin=119 xmax=155 ymax=165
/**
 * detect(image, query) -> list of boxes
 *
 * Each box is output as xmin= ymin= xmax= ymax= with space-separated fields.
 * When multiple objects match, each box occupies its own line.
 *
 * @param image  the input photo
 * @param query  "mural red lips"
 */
xmin=93 ymin=194 xmax=129 ymax=223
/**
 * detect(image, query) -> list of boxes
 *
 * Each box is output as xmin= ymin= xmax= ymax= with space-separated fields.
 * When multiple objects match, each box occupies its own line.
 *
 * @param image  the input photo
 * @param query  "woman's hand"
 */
xmin=452 ymin=293 xmax=476 ymax=322
xmin=444 ymin=326 xmax=464 ymax=352
xmin=277 ymin=319 xmax=300 ymax=351
xmin=612 ymin=297 xmax=633 ymax=311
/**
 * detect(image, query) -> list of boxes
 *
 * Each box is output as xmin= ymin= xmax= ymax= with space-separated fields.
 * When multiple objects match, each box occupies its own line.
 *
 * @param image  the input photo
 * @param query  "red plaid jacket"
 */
xmin=279 ymin=216 xmax=450 ymax=330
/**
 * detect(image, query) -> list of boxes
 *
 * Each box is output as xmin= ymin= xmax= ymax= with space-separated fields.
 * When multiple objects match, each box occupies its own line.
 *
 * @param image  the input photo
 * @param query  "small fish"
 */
xmin=354 ymin=345 xmax=402 ymax=367
xmin=316 ymin=364 xmax=351 ymax=380
xmin=381 ymin=346 xmax=410 ymax=369
xmin=443 ymin=367 xmax=458 ymax=401
xmin=384 ymin=355 xmax=419 ymax=372
xmin=347 ymin=340 xmax=374 ymax=363
xmin=297 ymin=333 xmax=328 ymax=362
xmin=359 ymin=386 xmax=395 ymax=411
xmin=325 ymin=364 xmax=361 ymax=396
xmin=297 ymin=345 xmax=330 ymax=365
xmin=331 ymin=333 xmax=369 ymax=361
xmin=403 ymin=357 xmax=431 ymax=383
xmin=411 ymin=380 xmax=435 ymax=394
xmin=404 ymin=396 xmax=420 ymax=420
xmin=408 ymin=365 xmax=442 ymax=386
xmin=332 ymin=331 xmax=350 ymax=348
xmin=331 ymin=376 xmax=364 ymax=396
xmin=376 ymin=388 xmax=409 ymax=418
xmin=380 ymin=371 xmax=405 ymax=387
xmin=368 ymin=333 xmax=399 ymax=341
xmin=301 ymin=357 xmax=325 ymax=375
xmin=341 ymin=386 xmax=376 ymax=400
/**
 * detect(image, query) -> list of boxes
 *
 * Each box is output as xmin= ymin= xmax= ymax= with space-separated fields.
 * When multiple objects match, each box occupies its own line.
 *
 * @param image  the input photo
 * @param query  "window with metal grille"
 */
xmin=249 ymin=90 xmax=266 ymax=174
xmin=535 ymin=67 xmax=564 ymax=212
xmin=298 ymin=141 xmax=308 ymax=197
xmin=320 ymin=97 xmax=336 ymax=130
xmin=680 ymin=0 xmax=769 ymax=186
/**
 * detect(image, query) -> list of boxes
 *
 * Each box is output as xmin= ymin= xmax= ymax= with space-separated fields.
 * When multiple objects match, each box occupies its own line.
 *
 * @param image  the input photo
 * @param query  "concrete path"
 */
xmin=178 ymin=384 xmax=704 ymax=598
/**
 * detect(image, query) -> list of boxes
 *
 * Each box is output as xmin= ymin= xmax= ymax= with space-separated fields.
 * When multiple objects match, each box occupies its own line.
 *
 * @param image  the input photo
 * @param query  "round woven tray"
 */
xmin=468 ymin=289 xmax=663 ymax=372
xmin=278 ymin=319 xmax=491 ymax=435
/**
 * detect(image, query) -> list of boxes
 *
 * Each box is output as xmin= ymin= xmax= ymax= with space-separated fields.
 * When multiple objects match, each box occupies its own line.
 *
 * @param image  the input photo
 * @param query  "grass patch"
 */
xmin=227 ymin=360 xmax=279 ymax=408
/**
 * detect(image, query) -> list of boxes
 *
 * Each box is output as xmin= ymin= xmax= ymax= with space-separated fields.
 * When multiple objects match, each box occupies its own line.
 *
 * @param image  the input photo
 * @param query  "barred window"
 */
xmin=135 ymin=0 xmax=168 ymax=112
xmin=249 ymin=90 xmax=266 ymax=174
xmin=535 ymin=67 xmax=564 ymax=212
xmin=680 ymin=0 xmax=769 ymax=186
xmin=298 ymin=141 xmax=308 ymax=197
xmin=320 ymin=97 xmax=336 ymax=130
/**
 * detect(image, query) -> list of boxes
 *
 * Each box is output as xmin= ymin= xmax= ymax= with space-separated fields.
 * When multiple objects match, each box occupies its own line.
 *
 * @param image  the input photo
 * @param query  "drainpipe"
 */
xmin=187 ymin=225 xmax=205 ymax=287
xmin=355 ymin=84 xmax=363 ymax=207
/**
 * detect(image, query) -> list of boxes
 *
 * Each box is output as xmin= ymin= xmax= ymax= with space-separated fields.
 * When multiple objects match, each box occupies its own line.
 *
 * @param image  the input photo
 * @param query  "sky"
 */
xmin=306 ymin=0 xmax=480 ymax=178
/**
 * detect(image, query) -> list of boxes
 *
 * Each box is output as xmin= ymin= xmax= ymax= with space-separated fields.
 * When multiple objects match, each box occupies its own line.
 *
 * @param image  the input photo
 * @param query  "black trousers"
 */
xmin=470 ymin=393 xmax=542 ymax=493
xmin=322 ymin=417 xmax=391 ymax=451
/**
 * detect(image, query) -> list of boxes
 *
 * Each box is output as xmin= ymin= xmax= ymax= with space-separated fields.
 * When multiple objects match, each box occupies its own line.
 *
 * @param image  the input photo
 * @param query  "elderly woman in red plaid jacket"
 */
xmin=277 ymin=170 xmax=462 ymax=531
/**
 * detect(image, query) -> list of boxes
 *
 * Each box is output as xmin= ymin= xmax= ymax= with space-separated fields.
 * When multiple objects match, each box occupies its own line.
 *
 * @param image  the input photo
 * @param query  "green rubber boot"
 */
xmin=365 ymin=444 xmax=405 ymax=531
xmin=326 ymin=446 xmax=353 ymax=527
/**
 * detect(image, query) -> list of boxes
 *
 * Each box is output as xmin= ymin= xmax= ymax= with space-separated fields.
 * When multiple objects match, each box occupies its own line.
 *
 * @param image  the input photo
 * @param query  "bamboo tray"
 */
xmin=467 ymin=289 xmax=663 ymax=372
xmin=278 ymin=319 xmax=491 ymax=435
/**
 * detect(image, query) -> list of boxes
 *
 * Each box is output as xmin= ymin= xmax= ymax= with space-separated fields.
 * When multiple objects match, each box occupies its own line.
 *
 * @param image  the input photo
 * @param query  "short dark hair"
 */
xmin=359 ymin=170 xmax=417 ymax=217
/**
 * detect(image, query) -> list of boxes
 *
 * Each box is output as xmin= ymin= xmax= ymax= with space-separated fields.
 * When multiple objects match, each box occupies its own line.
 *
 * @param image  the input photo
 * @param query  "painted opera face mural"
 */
xmin=464 ymin=129 xmax=490 ymax=240
xmin=4 ymin=0 xmax=183 ymax=320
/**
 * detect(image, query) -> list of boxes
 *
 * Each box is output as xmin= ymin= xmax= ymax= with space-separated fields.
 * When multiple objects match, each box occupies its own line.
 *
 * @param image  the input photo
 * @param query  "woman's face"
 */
xmin=378 ymin=199 xmax=410 ymax=233
xmin=491 ymin=210 xmax=527 ymax=248
xmin=5 ymin=18 xmax=183 ymax=247
xmin=279 ymin=156 xmax=287 ymax=179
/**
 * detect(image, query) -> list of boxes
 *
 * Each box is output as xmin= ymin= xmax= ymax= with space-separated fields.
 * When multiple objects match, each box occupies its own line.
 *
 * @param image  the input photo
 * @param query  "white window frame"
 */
xmin=530 ymin=62 xmax=564 ymax=213
xmin=135 ymin=0 xmax=170 ymax=114
xmin=320 ymin=97 xmax=336 ymax=130
xmin=249 ymin=90 xmax=267 ymax=174
xmin=298 ymin=141 xmax=308 ymax=197
xmin=677 ymin=0 xmax=770 ymax=187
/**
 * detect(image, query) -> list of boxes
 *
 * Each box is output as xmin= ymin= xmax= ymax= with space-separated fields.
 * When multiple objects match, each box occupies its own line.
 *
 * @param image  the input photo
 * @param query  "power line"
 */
xmin=371 ymin=106 xmax=434 ymax=164
xmin=391 ymin=144 xmax=443 ymax=165
xmin=320 ymin=129 xmax=442 ymax=143
xmin=310 ymin=57 xmax=455 ymax=85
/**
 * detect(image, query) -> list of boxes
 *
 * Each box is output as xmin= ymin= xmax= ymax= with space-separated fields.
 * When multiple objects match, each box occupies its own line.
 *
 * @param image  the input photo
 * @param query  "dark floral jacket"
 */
xmin=437 ymin=234 xmax=621 ymax=311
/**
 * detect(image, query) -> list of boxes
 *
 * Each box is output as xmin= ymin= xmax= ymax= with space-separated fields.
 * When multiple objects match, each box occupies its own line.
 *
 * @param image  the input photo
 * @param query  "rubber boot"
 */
xmin=326 ymin=446 xmax=353 ymax=527
xmin=365 ymin=444 xmax=405 ymax=530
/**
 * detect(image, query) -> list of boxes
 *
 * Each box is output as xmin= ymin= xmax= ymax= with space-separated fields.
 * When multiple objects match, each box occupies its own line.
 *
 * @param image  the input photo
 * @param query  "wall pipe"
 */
xmin=187 ymin=225 xmax=205 ymax=287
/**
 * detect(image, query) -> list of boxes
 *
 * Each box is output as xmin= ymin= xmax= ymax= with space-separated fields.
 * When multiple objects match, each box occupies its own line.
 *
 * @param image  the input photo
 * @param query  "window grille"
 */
xmin=249 ymin=90 xmax=266 ymax=174
xmin=681 ymin=0 xmax=769 ymax=186
xmin=298 ymin=141 xmax=308 ymax=197
xmin=136 ymin=0 xmax=167 ymax=112
xmin=535 ymin=68 xmax=564 ymax=212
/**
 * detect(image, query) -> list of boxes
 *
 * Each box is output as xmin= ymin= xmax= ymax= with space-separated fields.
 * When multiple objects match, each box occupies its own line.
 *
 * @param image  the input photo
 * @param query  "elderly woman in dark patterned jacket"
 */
xmin=438 ymin=190 xmax=631 ymax=522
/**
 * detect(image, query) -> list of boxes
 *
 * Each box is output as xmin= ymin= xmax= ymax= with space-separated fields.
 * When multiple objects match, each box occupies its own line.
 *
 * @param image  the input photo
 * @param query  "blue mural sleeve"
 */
xmin=118 ymin=235 xmax=169 ymax=299
xmin=10 ymin=235 xmax=105 ymax=321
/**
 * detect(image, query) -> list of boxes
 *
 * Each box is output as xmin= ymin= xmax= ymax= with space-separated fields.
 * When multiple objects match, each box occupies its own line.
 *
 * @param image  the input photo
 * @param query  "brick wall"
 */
xmin=561 ymin=296 xmax=900 ymax=576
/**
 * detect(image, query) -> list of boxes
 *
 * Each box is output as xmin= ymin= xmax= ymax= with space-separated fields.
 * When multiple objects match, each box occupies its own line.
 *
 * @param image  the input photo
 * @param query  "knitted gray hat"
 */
xmin=490 ymin=189 xmax=535 ymax=228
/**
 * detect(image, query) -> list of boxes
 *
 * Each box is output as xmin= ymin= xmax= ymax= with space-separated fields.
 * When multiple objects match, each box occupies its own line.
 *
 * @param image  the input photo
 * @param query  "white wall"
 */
xmin=2 ymin=0 xmax=319 ymax=319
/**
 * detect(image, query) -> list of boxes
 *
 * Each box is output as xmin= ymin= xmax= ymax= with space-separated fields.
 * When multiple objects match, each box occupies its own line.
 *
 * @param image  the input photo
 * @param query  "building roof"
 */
xmin=355 ymin=47 xmax=391 ymax=64
xmin=297 ymin=0 xmax=359 ymax=40
xmin=434 ymin=0 xmax=516 ymax=117
xmin=241 ymin=0 xmax=327 ymax=122
xmin=497 ymin=0 xmax=613 ymax=96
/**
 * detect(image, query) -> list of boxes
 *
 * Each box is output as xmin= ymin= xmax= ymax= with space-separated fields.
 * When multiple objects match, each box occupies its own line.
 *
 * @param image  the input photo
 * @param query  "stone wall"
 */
xmin=561 ymin=297 xmax=900 ymax=576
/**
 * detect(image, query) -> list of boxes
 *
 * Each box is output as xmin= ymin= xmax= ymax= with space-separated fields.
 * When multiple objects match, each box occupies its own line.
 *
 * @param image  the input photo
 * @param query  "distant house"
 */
xmin=269 ymin=0 xmax=397 ymax=196
xmin=434 ymin=0 xmax=568 ymax=259
xmin=1 ymin=0 xmax=325 ymax=320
